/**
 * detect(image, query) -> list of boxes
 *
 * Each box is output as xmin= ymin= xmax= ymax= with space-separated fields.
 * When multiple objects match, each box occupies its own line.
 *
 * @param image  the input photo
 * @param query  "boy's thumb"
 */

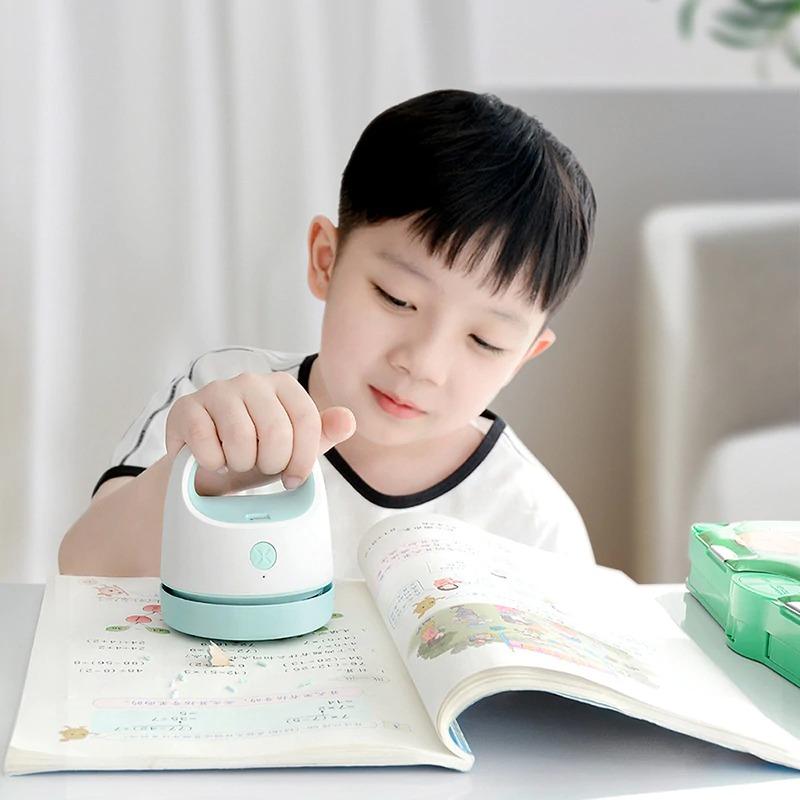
xmin=318 ymin=406 xmax=357 ymax=453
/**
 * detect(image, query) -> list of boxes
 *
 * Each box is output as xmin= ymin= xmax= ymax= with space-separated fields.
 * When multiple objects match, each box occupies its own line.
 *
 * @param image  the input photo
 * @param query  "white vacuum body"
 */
xmin=159 ymin=445 xmax=334 ymax=640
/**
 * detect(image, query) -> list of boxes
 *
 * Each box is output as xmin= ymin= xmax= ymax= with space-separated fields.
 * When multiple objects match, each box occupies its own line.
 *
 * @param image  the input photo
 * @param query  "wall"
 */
xmin=488 ymin=89 xmax=800 ymax=575
xmin=469 ymin=0 xmax=800 ymax=89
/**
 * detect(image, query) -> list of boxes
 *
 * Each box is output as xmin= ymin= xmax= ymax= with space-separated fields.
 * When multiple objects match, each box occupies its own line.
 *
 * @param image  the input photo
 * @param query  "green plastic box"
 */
xmin=687 ymin=520 xmax=800 ymax=688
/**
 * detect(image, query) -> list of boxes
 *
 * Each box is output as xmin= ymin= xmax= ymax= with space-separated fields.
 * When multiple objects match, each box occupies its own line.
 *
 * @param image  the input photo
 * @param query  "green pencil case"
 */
xmin=687 ymin=520 xmax=800 ymax=688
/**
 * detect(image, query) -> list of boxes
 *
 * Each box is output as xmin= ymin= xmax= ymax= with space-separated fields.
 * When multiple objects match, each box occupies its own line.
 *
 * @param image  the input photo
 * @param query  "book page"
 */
xmin=4 ymin=575 xmax=466 ymax=774
xmin=357 ymin=512 xmax=800 ymax=766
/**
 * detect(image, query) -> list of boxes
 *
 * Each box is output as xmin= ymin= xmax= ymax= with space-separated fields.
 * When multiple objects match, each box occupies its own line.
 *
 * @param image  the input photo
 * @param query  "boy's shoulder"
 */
xmin=485 ymin=417 xmax=594 ymax=560
xmin=490 ymin=417 xmax=572 ymax=502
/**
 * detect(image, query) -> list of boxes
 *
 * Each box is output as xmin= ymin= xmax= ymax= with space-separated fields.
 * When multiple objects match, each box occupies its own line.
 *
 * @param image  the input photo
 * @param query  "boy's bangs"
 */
xmin=338 ymin=89 xmax=596 ymax=315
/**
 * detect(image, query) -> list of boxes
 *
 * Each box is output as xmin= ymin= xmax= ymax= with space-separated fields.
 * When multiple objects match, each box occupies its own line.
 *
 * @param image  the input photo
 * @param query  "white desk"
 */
xmin=2 ymin=582 xmax=799 ymax=800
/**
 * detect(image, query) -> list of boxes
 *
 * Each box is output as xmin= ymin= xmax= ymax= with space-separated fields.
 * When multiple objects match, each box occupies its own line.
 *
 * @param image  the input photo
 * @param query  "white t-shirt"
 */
xmin=95 ymin=346 xmax=595 ymax=578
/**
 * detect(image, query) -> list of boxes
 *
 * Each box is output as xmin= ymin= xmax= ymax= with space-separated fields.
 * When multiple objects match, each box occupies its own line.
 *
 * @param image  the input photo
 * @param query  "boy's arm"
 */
xmin=92 ymin=475 xmax=136 ymax=502
xmin=59 ymin=348 xmax=224 ymax=578
xmin=58 ymin=456 xmax=279 ymax=577
xmin=58 ymin=456 xmax=173 ymax=577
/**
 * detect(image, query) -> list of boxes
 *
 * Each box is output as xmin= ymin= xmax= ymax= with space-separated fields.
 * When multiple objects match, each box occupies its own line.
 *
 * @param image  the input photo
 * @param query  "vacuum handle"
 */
xmin=170 ymin=444 xmax=317 ymax=523
xmin=173 ymin=444 xmax=289 ymax=497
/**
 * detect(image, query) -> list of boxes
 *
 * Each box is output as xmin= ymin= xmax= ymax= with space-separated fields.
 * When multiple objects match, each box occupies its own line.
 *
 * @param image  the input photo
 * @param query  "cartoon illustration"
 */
xmin=466 ymin=631 xmax=497 ymax=648
xmin=94 ymin=584 xmax=129 ymax=598
xmin=413 ymin=596 xmax=438 ymax=617
xmin=420 ymin=621 xmax=446 ymax=644
xmin=419 ymin=620 xmax=456 ymax=653
xmin=408 ymin=602 xmax=657 ymax=687
xmin=103 ymin=602 xmax=170 ymax=634
xmin=59 ymin=725 xmax=91 ymax=741
xmin=453 ymin=605 xmax=488 ymax=626
xmin=497 ymin=605 xmax=541 ymax=627
xmin=433 ymin=577 xmax=461 ymax=591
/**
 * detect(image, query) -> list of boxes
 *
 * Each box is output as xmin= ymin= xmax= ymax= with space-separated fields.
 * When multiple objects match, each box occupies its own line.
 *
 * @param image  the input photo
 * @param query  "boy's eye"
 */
xmin=471 ymin=335 xmax=505 ymax=355
xmin=372 ymin=283 xmax=412 ymax=309
xmin=371 ymin=282 xmax=506 ymax=355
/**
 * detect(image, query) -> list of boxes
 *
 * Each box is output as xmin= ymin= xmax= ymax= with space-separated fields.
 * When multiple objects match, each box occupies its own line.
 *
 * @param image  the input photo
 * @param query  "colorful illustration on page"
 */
xmin=59 ymin=725 xmax=93 ymax=742
xmin=103 ymin=602 xmax=171 ymax=635
xmin=408 ymin=602 xmax=657 ymax=688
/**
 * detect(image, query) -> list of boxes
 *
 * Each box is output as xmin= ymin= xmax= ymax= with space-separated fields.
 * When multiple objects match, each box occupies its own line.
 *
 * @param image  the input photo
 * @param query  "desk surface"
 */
xmin=2 ymin=582 xmax=799 ymax=800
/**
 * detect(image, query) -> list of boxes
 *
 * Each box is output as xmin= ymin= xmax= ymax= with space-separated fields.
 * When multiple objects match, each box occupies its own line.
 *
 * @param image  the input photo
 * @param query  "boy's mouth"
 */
xmin=369 ymin=385 xmax=426 ymax=418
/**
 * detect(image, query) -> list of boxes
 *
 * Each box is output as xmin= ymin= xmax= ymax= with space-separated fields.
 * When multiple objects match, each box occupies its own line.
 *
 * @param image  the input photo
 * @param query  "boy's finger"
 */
xmin=270 ymin=374 xmax=323 ymax=485
xmin=201 ymin=393 xmax=258 ymax=473
xmin=243 ymin=388 xmax=295 ymax=477
xmin=169 ymin=400 xmax=225 ymax=470
xmin=318 ymin=407 xmax=356 ymax=453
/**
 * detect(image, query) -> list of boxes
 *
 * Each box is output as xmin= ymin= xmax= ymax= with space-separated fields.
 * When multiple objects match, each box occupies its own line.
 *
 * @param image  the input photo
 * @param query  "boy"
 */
xmin=58 ymin=89 xmax=597 ymax=579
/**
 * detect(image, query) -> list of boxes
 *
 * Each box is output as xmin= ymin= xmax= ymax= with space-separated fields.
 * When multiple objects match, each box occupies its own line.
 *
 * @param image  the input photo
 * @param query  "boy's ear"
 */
xmin=507 ymin=327 xmax=556 ymax=382
xmin=307 ymin=214 xmax=339 ymax=301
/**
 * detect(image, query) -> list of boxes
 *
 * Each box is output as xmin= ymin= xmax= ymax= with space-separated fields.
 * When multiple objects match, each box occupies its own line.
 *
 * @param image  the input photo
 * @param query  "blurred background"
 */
xmin=1 ymin=0 xmax=798 ymax=584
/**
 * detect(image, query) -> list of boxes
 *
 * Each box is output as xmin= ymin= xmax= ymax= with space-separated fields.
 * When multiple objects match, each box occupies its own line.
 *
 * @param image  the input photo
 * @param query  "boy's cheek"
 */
xmin=329 ymin=304 xmax=387 ymax=352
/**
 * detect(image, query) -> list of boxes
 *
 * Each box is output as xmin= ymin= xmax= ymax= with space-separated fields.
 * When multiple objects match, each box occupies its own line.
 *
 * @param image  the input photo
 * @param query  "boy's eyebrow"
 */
xmin=377 ymin=249 xmax=438 ymax=286
xmin=376 ymin=249 xmax=529 ymax=330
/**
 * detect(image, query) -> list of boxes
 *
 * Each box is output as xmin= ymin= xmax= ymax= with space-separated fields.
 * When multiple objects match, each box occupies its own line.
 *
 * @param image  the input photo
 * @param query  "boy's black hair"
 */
xmin=337 ymin=89 xmax=596 ymax=316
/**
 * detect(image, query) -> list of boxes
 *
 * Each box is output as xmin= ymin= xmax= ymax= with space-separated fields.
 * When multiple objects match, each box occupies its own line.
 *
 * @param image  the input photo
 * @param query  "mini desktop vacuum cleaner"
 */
xmin=160 ymin=445 xmax=335 ymax=641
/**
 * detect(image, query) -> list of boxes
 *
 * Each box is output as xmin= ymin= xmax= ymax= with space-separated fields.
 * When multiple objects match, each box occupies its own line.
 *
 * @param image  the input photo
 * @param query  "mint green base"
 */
xmin=160 ymin=582 xmax=335 ymax=641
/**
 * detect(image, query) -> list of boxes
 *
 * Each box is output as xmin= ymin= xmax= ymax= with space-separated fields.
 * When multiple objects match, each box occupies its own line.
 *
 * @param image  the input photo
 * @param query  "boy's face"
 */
xmin=306 ymin=214 xmax=555 ymax=450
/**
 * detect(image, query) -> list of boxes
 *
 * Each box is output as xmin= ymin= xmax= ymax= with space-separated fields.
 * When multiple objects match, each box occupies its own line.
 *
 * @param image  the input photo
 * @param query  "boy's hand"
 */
xmin=164 ymin=372 xmax=356 ymax=495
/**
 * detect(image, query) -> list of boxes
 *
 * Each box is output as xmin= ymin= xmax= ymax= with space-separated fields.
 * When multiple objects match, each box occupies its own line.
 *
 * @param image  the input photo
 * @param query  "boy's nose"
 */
xmin=390 ymin=332 xmax=451 ymax=388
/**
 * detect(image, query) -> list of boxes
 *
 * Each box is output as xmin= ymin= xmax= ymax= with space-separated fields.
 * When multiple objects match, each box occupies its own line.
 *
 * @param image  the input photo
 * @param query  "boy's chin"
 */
xmin=356 ymin=413 xmax=433 ymax=446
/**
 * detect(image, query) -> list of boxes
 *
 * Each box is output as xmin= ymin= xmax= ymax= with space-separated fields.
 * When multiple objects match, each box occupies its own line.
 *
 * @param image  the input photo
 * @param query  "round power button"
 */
xmin=249 ymin=541 xmax=277 ymax=571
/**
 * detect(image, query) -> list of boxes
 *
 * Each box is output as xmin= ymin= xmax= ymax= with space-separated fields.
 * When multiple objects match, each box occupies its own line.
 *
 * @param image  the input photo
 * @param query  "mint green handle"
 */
xmin=181 ymin=447 xmax=315 ymax=524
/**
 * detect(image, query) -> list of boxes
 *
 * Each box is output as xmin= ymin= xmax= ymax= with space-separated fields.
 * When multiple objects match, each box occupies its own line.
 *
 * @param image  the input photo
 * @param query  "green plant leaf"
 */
xmin=717 ymin=9 xmax=764 ymax=28
xmin=679 ymin=0 xmax=800 ymax=67
xmin=679 ymin=0 xmax=701 ymax=37
xmin=737 ymin=0 xmax=800 ymax=12
xmin=709 ymin=27 xmax=767 ymax=47
xmin=721 ymin=6 xmax=794 ymax=30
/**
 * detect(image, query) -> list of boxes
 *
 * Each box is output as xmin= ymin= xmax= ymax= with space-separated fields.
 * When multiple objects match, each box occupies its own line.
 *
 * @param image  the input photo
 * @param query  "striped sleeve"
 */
xmin=91 ymin=346 xmax=276 ymax=497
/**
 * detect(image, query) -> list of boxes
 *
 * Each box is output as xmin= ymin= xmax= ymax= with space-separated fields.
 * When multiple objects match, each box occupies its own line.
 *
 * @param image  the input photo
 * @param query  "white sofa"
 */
xmin=634 ymin=202 xmax=800 ymax=583
xmin=692 ymin=422 xmax=800 ymax=523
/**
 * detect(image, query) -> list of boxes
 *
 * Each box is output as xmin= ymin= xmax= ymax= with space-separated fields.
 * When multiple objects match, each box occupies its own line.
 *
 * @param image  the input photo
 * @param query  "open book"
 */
xmin=5 ymin=511 xmax=800 ymax=775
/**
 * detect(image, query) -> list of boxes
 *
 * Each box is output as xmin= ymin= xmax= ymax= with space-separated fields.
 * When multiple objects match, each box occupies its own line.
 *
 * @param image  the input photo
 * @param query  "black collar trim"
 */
xmin=297 ymin=353 xmax=507 ymax=509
